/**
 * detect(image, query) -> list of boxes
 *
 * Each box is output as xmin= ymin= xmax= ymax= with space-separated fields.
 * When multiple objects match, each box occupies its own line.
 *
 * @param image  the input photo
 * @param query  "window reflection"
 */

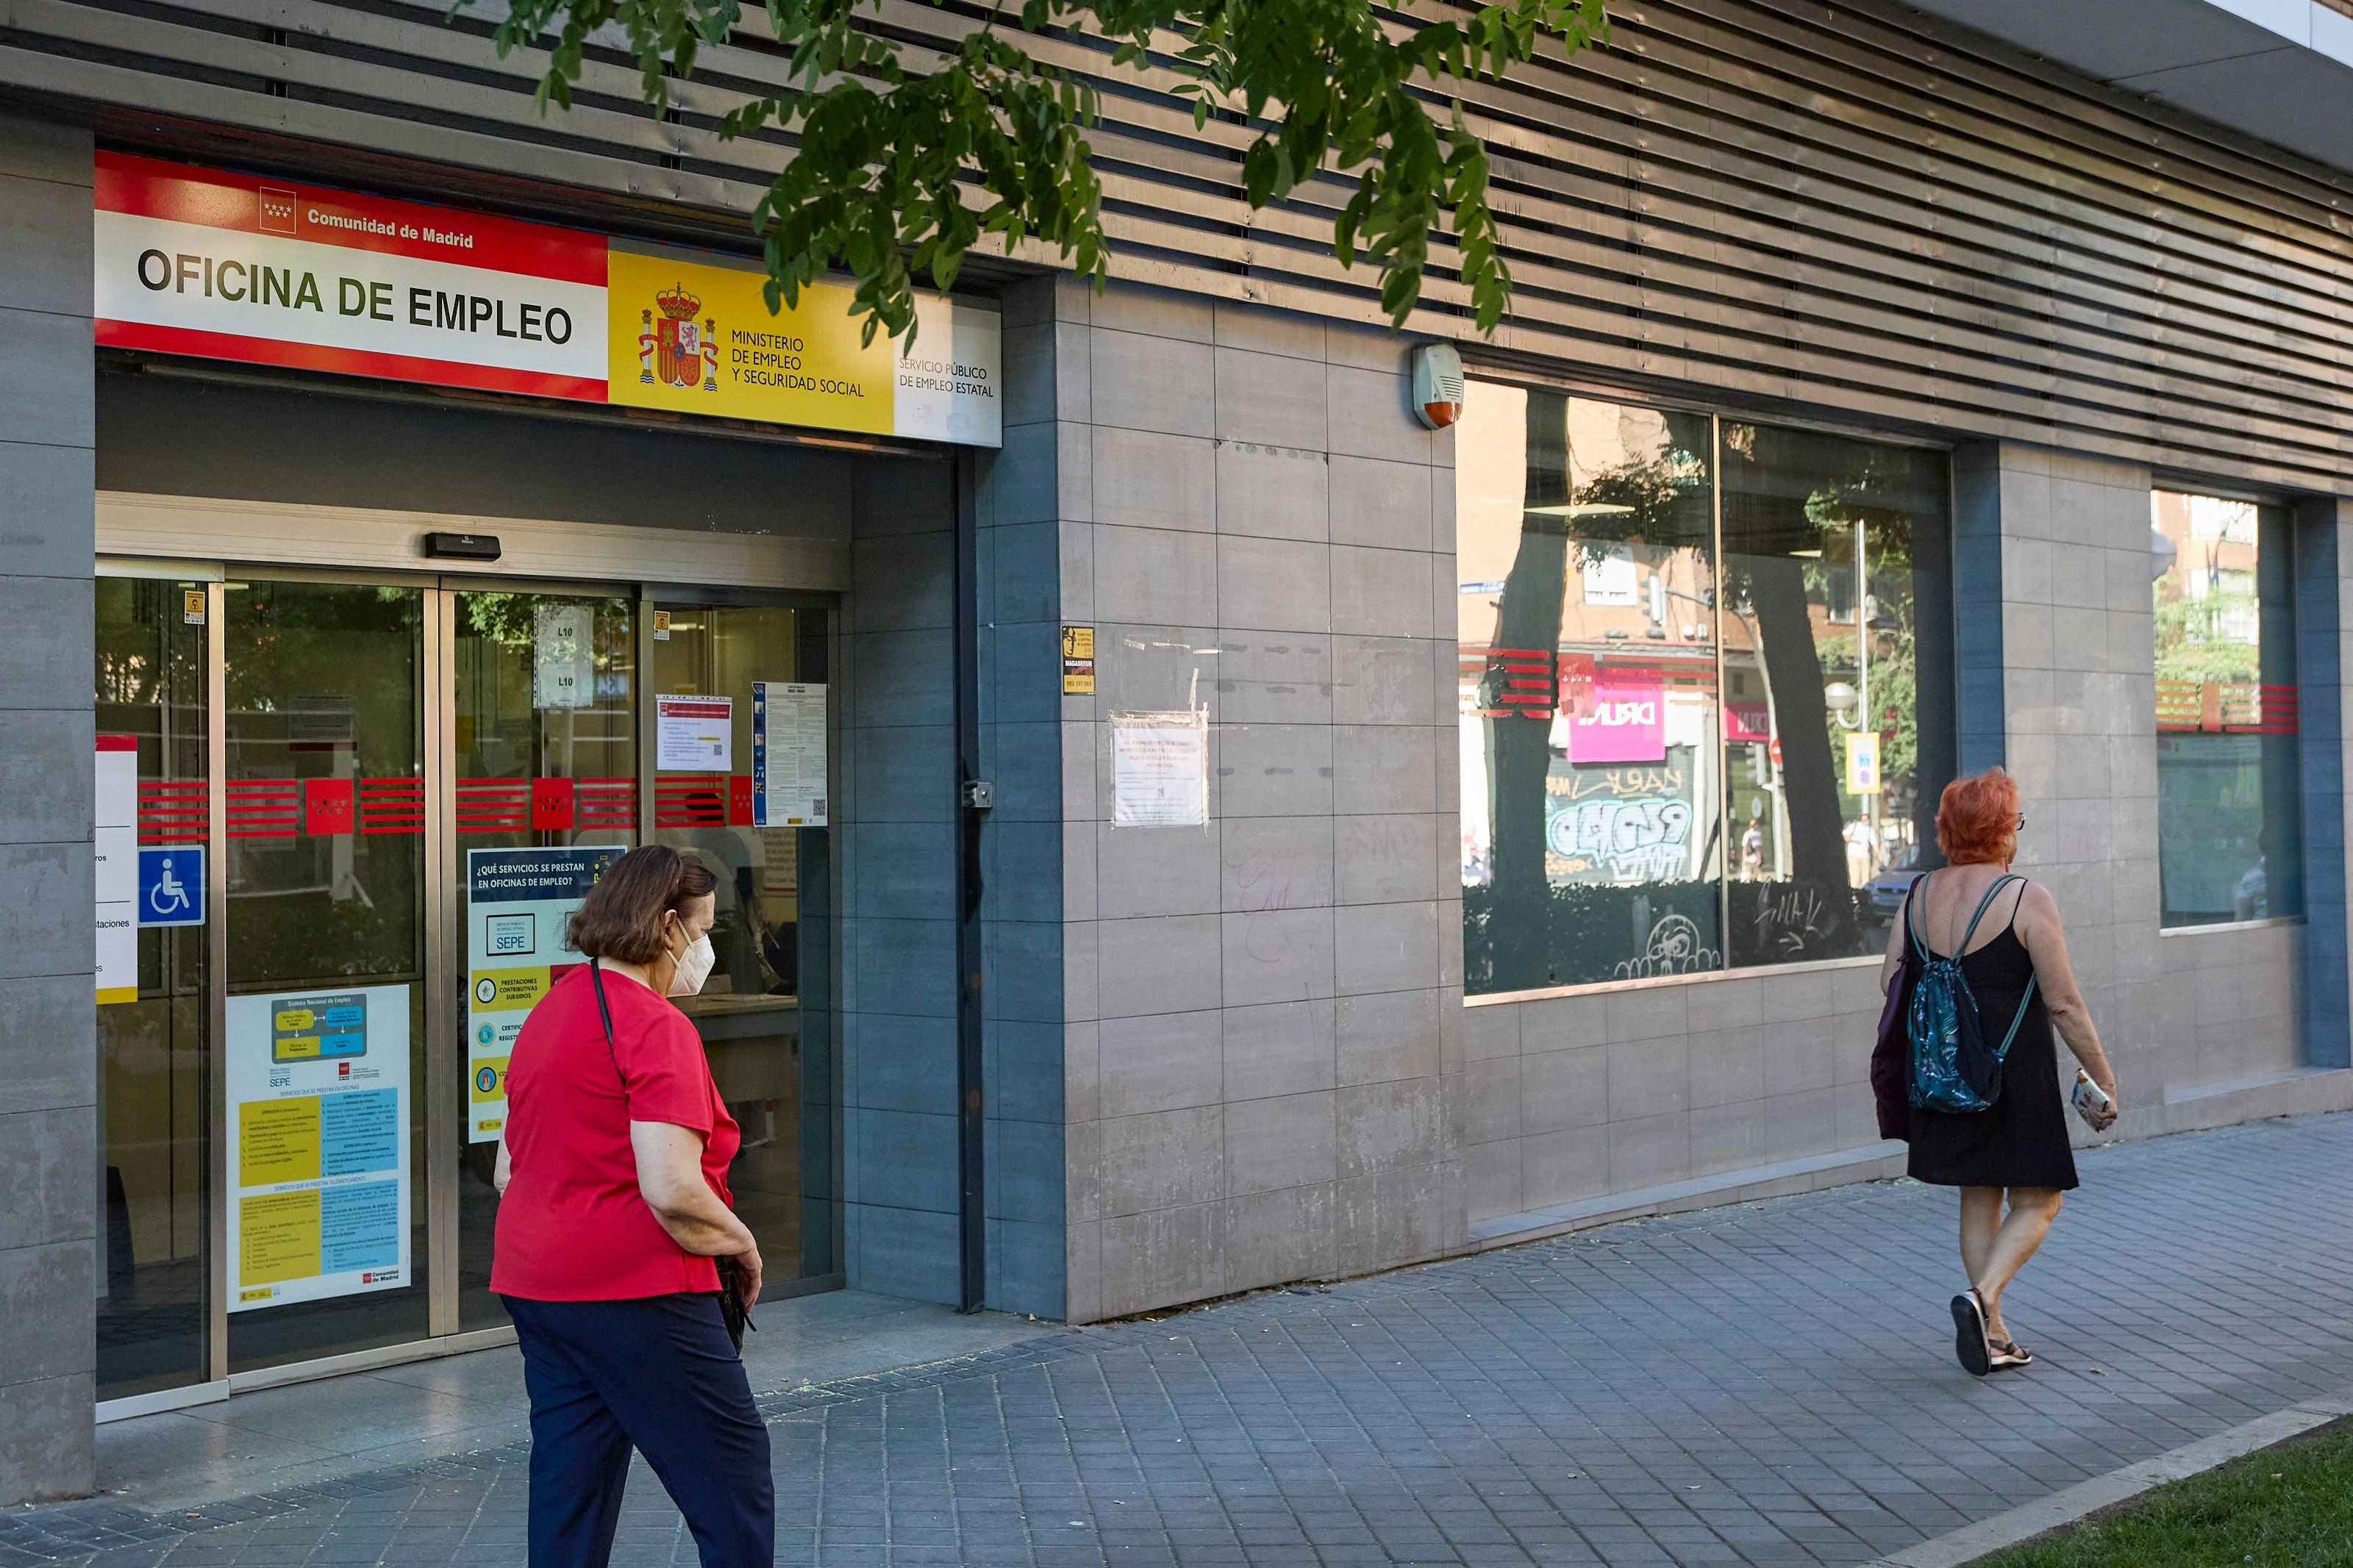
xmin=1460 ymin=387 xmax=1723 ymax=992
xmin=2152 ymin=491 xmax=2302 ymax=926
xmin=1457 ymin=383 xmax=1955 ymax=995
xmin=1719 ymin=423 xmax=1949 ymax=967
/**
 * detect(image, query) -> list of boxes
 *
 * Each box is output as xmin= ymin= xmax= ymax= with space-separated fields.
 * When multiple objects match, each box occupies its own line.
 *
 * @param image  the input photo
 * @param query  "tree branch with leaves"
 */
xmin=470 ymin=0 xmax=1608 ymax=343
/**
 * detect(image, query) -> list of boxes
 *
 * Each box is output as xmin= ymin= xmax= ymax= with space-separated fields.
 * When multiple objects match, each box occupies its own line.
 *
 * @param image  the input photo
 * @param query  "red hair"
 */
xmin=1936 ymin=767 xmax=2021 ymax=867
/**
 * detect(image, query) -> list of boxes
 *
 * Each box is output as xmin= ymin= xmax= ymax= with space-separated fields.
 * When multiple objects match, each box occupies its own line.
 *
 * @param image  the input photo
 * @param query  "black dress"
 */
xmin=1905 ymin=917 xmax=2079 ymax=1192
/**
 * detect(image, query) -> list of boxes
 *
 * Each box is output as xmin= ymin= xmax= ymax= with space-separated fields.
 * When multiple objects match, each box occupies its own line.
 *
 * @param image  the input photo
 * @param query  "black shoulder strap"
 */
xmin=588 ymin=959 xmax=621 ymax=1084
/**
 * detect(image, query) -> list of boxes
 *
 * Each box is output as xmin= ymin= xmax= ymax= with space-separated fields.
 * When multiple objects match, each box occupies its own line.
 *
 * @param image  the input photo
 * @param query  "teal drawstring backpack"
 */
xmin=1905 ymin=874 xmax=2038 ymax=1114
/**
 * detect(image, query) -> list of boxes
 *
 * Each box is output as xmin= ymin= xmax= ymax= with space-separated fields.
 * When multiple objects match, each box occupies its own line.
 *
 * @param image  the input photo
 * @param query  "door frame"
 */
xmin=98 ymin=497 xmax=847 ymax=1390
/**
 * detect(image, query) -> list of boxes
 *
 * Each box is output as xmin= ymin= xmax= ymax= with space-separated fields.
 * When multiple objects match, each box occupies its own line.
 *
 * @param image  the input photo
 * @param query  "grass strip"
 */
xmin=1977 ymin=1420 xmax=2353 ymax=1567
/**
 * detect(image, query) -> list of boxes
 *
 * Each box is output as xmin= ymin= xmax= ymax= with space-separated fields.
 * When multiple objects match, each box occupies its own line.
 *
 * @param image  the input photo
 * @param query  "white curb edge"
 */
xmin=1862 ymin=1386 xmax=2353 ymax=1568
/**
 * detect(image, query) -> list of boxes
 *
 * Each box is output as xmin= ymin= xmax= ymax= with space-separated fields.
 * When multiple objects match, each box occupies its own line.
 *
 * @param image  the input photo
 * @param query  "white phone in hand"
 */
xmin=2071 ymin=1069 xmax=2113 ymax=1128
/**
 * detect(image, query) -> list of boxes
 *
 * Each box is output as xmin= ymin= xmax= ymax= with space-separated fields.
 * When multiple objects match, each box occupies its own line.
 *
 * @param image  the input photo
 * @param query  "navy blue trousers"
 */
xmin=505 ymin=1294 xmax=774 ymax=1568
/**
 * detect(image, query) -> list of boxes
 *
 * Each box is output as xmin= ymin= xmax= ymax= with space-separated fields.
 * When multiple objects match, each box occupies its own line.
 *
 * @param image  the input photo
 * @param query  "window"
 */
xmin=1457 ymin=382 xmax=1954 ymax=995
xmin=2152 ymin=490 xmax=2301 ymax=926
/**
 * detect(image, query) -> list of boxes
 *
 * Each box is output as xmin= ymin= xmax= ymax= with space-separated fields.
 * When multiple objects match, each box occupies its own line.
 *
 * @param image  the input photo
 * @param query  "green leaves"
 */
xmin=463 ymin=0 xmax=1608 ymax=343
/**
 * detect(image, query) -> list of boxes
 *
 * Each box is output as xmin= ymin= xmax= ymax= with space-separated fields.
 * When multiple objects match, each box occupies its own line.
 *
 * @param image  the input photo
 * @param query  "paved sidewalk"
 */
xmin=7 ymin=1112 xmax=2352 ymax=1567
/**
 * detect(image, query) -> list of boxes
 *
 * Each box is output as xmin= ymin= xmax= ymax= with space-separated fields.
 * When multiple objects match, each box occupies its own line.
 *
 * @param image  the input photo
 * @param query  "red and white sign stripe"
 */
xmin=94 ymin=152 xmax=608 ymax=400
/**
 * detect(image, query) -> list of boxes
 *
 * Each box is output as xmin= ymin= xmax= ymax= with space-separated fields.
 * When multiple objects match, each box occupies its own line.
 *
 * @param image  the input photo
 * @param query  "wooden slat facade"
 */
xmin=7 ymin=0 xmax=2353 ymax=491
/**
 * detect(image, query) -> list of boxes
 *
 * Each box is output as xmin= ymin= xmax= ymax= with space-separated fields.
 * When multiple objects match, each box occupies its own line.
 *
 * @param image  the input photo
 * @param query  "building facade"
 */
xmin=8 ymin=0 xmax=2353 ymax=1508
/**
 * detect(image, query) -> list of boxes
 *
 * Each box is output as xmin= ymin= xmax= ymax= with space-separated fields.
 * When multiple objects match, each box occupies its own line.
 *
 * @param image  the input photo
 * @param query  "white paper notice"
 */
xmin=532 ymin=603 xmax=594 ymax=710
xmin=751 ymin=682 xmax=827 ymax=826
xmin=1112 ymin=712 xmax=1210 ymax=828
xmin=656 ymin=694 xmax=732 ymax=771
xmin=96 ymin=736 xmax=138 ymax=1004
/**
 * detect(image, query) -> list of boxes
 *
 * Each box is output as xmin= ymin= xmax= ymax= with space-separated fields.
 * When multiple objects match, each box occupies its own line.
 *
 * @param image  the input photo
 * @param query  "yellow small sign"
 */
xmin=605 ymin=246 xmax=894 ymax=434
xmin=1062 ymin=626 xmax=1096 ymax=696
xmin=1845 ymin=731 xmax=1882 ymax=795
xmin=182 ymin=589 xmax=207 ymax=625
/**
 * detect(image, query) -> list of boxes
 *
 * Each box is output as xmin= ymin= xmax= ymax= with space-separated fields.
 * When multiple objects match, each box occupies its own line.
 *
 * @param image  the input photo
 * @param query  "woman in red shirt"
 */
xmin=491 ymin=844 xmax=771 ymax=1567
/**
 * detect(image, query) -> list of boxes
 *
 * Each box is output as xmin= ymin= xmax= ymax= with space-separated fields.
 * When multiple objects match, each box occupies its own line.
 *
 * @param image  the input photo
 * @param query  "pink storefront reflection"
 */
xmin=1555 ymin=671 xmax=1666 ymax=764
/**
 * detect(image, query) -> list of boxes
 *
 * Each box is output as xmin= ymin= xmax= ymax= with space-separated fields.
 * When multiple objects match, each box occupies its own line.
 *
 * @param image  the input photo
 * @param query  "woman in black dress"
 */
xmin=1879 ymin=767 xmax=2118 ymax=1376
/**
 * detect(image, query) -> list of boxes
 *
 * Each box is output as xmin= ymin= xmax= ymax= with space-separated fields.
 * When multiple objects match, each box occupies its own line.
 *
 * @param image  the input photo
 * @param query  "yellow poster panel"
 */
xmin=240 ymin=1189 xmax=323 ymax=1285
xmin=470 ymin=1054 xmax=512 ymax=1109
xmin=238 ymin=1096 xmax=322 ymax=1186
xmin=471 ymin=966 xmax=551 ymax=1011
xmin=605 ymin=245 xmax=893 ymax=434
xmin=1845 ymin=731 xmax=1882 ymax=795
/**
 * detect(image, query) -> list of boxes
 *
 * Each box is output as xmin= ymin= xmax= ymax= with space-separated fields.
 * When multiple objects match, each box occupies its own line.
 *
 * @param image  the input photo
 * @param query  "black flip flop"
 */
xmin=1988 ymin=1338 xmax=2034 ymax=1370
xmin=1951 ymin=1292 xmax=1992 ymax=1377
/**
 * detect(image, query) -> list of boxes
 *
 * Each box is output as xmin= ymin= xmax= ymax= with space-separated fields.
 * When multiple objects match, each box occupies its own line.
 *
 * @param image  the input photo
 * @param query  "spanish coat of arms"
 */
xmin=638 ymin=283 xmax=719 ymax=392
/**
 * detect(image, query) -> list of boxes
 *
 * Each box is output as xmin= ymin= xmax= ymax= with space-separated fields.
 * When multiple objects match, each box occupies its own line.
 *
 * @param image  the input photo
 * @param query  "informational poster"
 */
xmin=1846 ymin=731 xmax=1882 ymax=795
xmin=657 ymin=695 xmax=732 ymax=771
xmin=224 ymin=984 xmax=410 ymax=1311
xmin=464 ymin=845 xmax=624 ymax=1142
xmin=96 ymin=735 xmax=138 ymax=1005
xmin=751 ymin=681 xmax=827 ymax=826
xmin=1111 ymin=711 xmax=1210 ymax=828
xmin=1061 ymin=626 xmax=1096 ymax=695
xmin=533 ymin=603 xmax=595 ymax=709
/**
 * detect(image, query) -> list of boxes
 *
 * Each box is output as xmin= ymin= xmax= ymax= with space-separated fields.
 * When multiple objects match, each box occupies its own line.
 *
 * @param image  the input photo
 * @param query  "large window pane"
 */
xmin=1719 ymin=423 xmax=1952 ymax=967
xmin=1460 ymin=385 xmax=1723 ymax=992
xmin=2152 ymin=491 xmax=2302 ymax=926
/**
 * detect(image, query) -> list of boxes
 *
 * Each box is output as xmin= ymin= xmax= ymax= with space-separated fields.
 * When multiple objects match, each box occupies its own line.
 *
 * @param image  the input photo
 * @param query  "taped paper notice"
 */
xmin=1111 ymin=711 xmax=1209 ymax=828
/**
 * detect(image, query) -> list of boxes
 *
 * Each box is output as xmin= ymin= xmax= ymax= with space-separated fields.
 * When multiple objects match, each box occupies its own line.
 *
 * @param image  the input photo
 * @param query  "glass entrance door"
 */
xmin=451 ymin=589 xmax=638 ymax=1328
xmin=221 ymin=579 xmax=429 ymax=1370
xmin=95 ymin=576 xmax=213 ymax=1401
xmin=651 ymin=603 xmax=838 ymax=1286
xmin=96 ymin=568 xmax=840 ymax=1395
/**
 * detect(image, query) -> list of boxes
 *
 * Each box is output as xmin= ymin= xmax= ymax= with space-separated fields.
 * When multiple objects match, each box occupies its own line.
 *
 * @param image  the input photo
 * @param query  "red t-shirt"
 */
xmin=491 ymin=963 xmax=740 ymax=1300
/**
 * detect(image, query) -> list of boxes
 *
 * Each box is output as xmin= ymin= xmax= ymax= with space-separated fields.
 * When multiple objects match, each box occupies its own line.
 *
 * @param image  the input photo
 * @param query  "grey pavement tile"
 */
xmin=10 ymin=1115 xmax=2353 ymax=1565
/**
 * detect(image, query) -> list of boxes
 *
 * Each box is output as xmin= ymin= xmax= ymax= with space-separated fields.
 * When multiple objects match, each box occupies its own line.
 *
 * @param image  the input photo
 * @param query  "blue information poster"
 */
xmin=465 ymin=845 xmax=626 ymax=1143
xmin=224 ymin=983 xmax=411 ymax=1311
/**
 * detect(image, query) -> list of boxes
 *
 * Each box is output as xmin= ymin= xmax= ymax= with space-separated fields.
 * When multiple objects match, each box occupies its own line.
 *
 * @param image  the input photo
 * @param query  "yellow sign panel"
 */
xmin=1062 ymin=625 xmax=1096 ymax=696
xmin=240 ymin=1189 xmax=323 ymax=1285
xmin=605 ymin=246 xmax=894 ymax=434
xmin=238 ymin=1096 xmax=322 ymax=1186
xmin=1845 ymin=731 xmax=1882 ymax=795
xmin=471 ymin=966 xmax=551 ymax=1012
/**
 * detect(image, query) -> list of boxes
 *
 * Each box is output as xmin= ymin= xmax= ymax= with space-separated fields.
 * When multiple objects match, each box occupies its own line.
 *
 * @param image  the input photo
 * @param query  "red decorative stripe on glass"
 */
xmin=654 ymin=776 xmax=732 ymax=828
xmin=139 ymin=779 xmax=207 ymax=844
xmin=2155 ymin=680 xmax=2299 ymax=734
xmin=226 ymin=778 xmax=301 ymax=838
xmin=576 ymin=777 xmax=638 ymax=829
xmin=360 ymin=777 xmax=426 ymax=835
xmin=455 ymin=778 xmax=532 ymax=832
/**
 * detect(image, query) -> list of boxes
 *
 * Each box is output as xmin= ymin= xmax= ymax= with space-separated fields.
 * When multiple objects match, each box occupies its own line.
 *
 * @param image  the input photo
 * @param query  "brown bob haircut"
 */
xmin=565 ymin=844 xmax=718 ymax=964
xmin=1935 ymin=767 xmax=2022 ymax=867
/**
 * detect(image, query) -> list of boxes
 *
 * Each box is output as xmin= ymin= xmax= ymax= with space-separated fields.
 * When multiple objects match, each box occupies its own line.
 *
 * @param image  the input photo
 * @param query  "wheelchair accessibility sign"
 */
xmin=138 ymin=847 xmax=205 ymax=927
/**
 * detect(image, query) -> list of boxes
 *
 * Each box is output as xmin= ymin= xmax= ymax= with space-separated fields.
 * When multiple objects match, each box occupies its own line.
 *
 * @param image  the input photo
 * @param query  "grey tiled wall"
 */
xmin=0 ymin=110 xmax=96 ymax=1504
xmin=1037 ymin=281 xmax=1463 ymax=1322
xmin=839 ymin=458 xmax=965 ymax=1303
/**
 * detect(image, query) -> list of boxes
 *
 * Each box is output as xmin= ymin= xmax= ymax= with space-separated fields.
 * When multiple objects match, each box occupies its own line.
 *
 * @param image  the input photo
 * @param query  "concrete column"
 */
xmin=1950 ymin=443 xmax=2164 ymax=1114
xmin=839 ymin=457 xmax=964 ymax=1302
xmin=971 ymin=276 xmax=1078 ymax=1319
xmin=0 ymin=107 xmax=97 ymax=1506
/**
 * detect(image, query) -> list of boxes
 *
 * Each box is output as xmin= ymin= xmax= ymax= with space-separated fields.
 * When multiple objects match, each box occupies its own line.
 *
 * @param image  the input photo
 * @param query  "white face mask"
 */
xmin=666 ymin=931 xmax=715 ymax=998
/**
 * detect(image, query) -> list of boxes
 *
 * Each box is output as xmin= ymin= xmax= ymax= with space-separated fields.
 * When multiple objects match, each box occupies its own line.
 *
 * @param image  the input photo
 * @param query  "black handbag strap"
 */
xmin=588 ymin=958 xmax=626 ymax=1090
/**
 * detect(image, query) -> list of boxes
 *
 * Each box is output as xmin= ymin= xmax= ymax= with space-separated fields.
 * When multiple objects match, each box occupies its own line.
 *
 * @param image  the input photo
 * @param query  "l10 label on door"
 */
xmin=751 ymin=681 xmax=826 ymax=826
xmin=465 ymin=846 xmax=625 ymax=1142
xmin=225 ymin=984 xmax=410 ymax=1311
